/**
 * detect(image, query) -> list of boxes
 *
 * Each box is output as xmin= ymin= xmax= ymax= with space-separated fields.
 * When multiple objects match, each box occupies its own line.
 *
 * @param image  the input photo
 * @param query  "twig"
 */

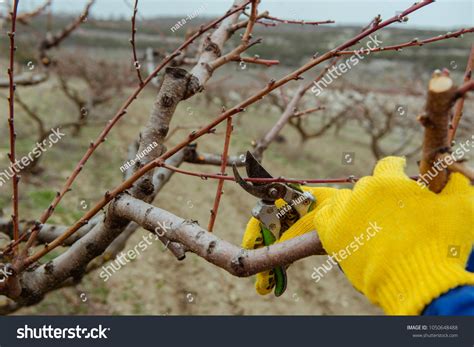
xmin=7 ymin=0 xmax=20 ymax=252
xmin=208 ymin=117 xmax=233 ymax=232
xmin=39 ymin=0 xmax=95 ymax=66
xmin=337 ymin=27 xmax=474 ymax=55
xmin=449 ymin=44 xmax=474 ymax=142
xmin=257 ymin=13 xmax=334 ymax=26
xmin=455 ymin=80 xmax=474 ymax=98
xmin=130 ymin=0 xmax=144 ymax=85
xmin=165 ymin=126 xmax=197 ymax=141
xmin=14 ymin=92 xmax=46 ymax=139
xmin=437 ymin=153 xmax=474 ymax=181
xmin=292 ymin=106 xmax=325 ymax=118
xmin=16 ymin=0 xmax=51 ymax=24
xmin=161 ymin=163 xmax=361 ymax=184
xmin=232 ymin=56 xmax=279 ymax=67
xmin=253 ymin=57 xmax=339 ymax=158
xmin=208 ymin=0 xmax=259 ymax=71
xmin=230 ymin=11 xmax=269 ymax=32
xmin=183 ymin=147 xmax=244 ymax=167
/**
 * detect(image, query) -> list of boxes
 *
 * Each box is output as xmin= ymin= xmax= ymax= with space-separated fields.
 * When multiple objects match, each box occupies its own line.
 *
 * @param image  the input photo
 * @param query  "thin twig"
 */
xmin=257 ymin=13 xmax=334 ymax=26
xmin=292 ymin=106 xmax=325 ymax=118
xmin=208 ymin=117 xmax=233 ymax=232
xmin=456 ymin=80 xmax=474 ymax=98
xmin=208 ymin=0 xmax=259 ymax=71
xmin=16 ymin=0 xmax=51 ymax=24
xmin=161 ymin=163 xmax=362 ymax=184
xmin=130 ymin=0 xmax=144 ymax=85
xmin=232 ymin=56 xmax=279 ymax=67
xmin=337 ymin=27 xmax=474 ymax=55
xmin=14 ymin=92 xmax=46 ymax=139
xmin=39 ymin=0 xmax=95 ymax=66
xmin=449 ymin=44 xmax=474 ymax=142
xmin=7 ymin=0 xmax=20 ymax=252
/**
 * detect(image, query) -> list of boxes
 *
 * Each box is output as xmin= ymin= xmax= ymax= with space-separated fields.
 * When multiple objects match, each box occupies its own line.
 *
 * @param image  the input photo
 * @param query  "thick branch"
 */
xmin=418 ymin=71 xmax=456 ymax=192
xmin=114 ymin=195 xmax=326 ymax=277
xmin=0 ymin=217 xmax=99 ymax=247
xmin=0 ymin=72 xmax=49 ymax=88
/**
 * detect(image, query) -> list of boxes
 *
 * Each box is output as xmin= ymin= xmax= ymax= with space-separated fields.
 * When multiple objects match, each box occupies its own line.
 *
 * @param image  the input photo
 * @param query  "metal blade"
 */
xmin=245 ymin=151 xmax=273 ymax=185
xmin=233 ymin=164 xmax=286 ymax=201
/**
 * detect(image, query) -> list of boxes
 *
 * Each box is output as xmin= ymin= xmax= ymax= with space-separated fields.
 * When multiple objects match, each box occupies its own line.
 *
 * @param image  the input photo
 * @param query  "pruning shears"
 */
xmin=232 ymin=151 xmax=316 ymax=296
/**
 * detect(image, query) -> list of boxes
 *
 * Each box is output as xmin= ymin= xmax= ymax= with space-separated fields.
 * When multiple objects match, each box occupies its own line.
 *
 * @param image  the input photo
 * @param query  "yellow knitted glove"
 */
xmin=314 ymin=156 xmax=474 ymax=315
xmin=242 ymin=186 xmax=337 ymax=295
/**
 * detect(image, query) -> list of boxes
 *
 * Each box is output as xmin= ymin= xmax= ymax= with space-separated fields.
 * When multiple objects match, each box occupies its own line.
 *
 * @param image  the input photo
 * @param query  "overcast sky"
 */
xmin=14 ymin=0 xmax=474 ymax=29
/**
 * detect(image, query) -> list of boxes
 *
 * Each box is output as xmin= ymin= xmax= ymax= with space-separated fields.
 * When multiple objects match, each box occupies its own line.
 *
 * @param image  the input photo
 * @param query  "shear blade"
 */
xmin=245 ymin=151 xmax=273 ymax=184
xmin=232 ymin=164 xmax=274 ymax=200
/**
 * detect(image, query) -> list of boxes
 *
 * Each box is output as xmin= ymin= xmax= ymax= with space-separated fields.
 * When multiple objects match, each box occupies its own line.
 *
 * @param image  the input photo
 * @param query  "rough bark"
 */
xmin=418 ymin=72 xmax=456 ymax=192
xmin=114 ymin=195 xmax=326 ymax=277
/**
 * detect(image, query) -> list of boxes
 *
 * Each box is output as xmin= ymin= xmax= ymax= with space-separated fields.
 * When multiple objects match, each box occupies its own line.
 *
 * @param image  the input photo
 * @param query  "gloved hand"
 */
xmin=314 ymin=156 xmax=474 ymax=315
xmin=242 ymin=186 xmax=337 ymax=295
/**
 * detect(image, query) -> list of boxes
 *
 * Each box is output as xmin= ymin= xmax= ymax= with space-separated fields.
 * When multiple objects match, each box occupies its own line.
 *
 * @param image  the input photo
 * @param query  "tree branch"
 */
xmin=114 ymin=195 xmax=326 ymax=277
xmin=7 ymin=0 xmax=20 ymax=253
xmin=418 ymin=70 xmax=456 ymax=192
xmin=15 ymin=0 xmax=51 ymax=24
xmin=39 ymin=0 xmax=95 ymax=66
xmin=130 ymin=0 xmax=144 ymax=85
xmin=0 ymin=72 xmax=49 ymax=88
xmin=336 ymin=27 xmax=474 ymax=56
xmin=208 ymin=117 xmax=233 ymax=232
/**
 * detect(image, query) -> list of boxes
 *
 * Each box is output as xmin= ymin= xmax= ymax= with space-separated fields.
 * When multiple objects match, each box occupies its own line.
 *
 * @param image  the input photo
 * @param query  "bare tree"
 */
xmin=348 ymin=90 xmax=422 ymax=159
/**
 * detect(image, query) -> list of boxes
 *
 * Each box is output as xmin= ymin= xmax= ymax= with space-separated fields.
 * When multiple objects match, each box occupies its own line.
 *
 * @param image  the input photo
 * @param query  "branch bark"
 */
xmin=114 ymin=195 xmax=326 ymax=277
xmin=7 ymin=0 xmax=20 ymax=253
xmin=0 ymin=72 xmax=49 ymax=88
xmin=418 ymin=71 xmax=457 ymax=193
